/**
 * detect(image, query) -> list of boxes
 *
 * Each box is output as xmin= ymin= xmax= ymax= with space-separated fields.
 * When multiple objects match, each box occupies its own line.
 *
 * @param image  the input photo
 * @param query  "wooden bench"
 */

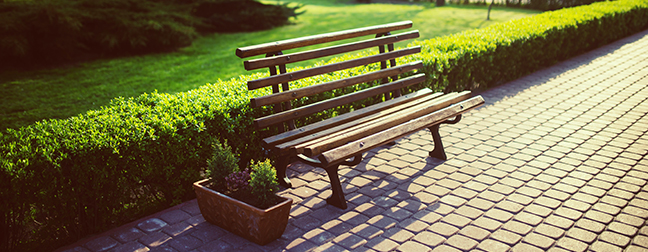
xmin=236 ymin=21 xmax=484 ymax=209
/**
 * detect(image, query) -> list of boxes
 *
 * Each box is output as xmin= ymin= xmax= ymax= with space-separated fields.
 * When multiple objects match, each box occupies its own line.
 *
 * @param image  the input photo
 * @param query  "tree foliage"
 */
xmin=0 ymin=0 xmax=302 ymax=69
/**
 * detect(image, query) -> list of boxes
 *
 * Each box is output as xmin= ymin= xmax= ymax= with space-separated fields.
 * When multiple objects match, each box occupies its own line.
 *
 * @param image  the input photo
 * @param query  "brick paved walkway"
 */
xmin=59 ymin=29 xmax=648 ymax=252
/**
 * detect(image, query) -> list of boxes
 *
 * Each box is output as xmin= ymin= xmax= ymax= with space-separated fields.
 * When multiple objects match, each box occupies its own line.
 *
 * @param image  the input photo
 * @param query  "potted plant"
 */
xmin=193 ymin=140 xmax=292 ymax=245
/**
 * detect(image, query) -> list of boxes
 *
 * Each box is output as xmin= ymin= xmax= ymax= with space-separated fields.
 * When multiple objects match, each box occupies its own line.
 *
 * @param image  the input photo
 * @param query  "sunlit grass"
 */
xmin=0 ymin=0 xmax=539 ymax=130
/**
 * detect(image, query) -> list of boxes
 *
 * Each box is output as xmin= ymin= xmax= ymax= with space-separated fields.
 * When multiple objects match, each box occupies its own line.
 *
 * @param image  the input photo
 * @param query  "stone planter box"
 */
xmin=192 ymin=179 xmax=292 ymax=245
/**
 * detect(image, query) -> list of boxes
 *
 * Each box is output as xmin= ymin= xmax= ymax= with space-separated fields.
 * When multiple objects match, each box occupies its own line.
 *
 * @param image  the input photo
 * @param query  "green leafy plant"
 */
xmin=249 ymin=159 xmax=281 ymax=208
xmin=205 ymin=139 xmax=240 ymax=188
xmin=203 ymin=141 xmax=281 ymax=209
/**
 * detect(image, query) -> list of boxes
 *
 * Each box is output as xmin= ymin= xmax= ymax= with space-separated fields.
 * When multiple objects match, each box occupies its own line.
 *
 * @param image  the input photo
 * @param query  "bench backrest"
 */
xmin=236 ymin=21 xmax=424 ymax=135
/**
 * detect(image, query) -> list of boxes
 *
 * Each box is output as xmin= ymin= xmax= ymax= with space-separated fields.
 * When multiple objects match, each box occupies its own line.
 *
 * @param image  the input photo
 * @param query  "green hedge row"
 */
xmin=2 ymin=0 xmax=648 ymax=250
xmin=410 ymin=0 xmax=648 ymax=92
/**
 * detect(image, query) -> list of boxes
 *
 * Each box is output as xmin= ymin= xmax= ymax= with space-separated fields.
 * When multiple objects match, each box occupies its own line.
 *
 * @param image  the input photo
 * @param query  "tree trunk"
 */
xmin=487 ymin=0 xmax=495 ymax=20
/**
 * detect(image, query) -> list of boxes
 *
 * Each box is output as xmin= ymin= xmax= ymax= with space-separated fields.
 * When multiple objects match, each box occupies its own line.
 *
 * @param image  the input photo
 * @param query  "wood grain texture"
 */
xmin=250 ymin=61 xmax=423 ymax=108
xmin=261 ymin=88 xmax=435 ymax=148
xmin=247 ymin=47 xmax=421 ymax=90
xmin=254 ymin=74 xmax=426 ymax=129
xmin=299 ymin=91 xmax=473 ymax=157
xmin=275 ymin=91 xmax=447 ymax=154
xmin=318 ymin=95 xmax=485 ymax=166
xmin=243 ymin=31 xmax=420 ymax=70
xmin=236 ymin=21 xmax=413 ymax=58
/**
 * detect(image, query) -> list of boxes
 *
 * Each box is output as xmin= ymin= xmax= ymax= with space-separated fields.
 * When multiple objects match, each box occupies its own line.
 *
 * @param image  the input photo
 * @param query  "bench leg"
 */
xmin=324 ymin=165 xmax=347 ymax=209
xmin=276 ymin=156 xmax=292 ymax=188
xmin=428 ymin=124 xmax=447 ymax=160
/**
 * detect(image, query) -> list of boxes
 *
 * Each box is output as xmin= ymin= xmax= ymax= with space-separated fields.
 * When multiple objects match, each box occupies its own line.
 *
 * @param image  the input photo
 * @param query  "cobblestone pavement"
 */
xmin=58 ymin=29 xmax=648 ymax=252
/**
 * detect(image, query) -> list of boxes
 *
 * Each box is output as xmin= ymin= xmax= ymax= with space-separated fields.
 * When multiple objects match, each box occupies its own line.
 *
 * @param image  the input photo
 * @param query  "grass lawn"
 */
xmin=0 ymin=0 xmax=539 ymax=131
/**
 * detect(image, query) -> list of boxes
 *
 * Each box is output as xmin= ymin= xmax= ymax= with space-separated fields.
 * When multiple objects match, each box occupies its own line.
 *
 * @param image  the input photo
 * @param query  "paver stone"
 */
xmin=159 ymin=210 xmax=192 ymax=225
xmin=490 ymin=229 xmax=522 ymax=245
xmin=138 ymin=218 xmax=168 ymax=233
xmin=398 ymin=241 xmax=430 ymax=252
xmin=556 ymin=237 xmax=588 ymax=252
xmin=502 ymin=220 xmax=533 ymax=236
xmin=608 ymin=221 xmax=639 ymax=237
xmin=113 ymin=227 xmax=145 ymax=243
xmin=477 ymin=239 xmax=510 ymax=252
xmin=365 ymin=237 xmax=399 ymax=252
xmin=566 ymin=227 xmax=597 ymax=244
xmin=633 ymin=235 xmax=648 ymax=248
xmin=413 ymin=231 xmax=446 ymax=247
xmin=428 ymin=222 xmax=460 ymax=237
xmin=84 ymin=236 xmax=120 ymax=252
xmin=512 ymin=243 xmax=544 ymax=252
xmin=459 ymin=225 xmax=490 ymax=241
xmin=446 ymin=235 xmax=479 ymax=250
xmin=599 ymin=231 xmax=632 ymax=247
xmin=590 ymin=241 xmax=623 ymax=252
xmin=441 ymin=214 xmax=471 ymax=228
xmin=523 ymin=233 xmax=554 ymax=250
xmin=332 ymin=233 xmax=366 ymax=250
xmin=110 ymin=241 xmax=148 ymax=252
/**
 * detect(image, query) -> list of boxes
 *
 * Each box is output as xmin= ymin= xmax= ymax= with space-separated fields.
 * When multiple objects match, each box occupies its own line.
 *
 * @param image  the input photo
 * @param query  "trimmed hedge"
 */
xmin=2 ymin=0 xmax=648 ymax=251
xmin=410 ymin=0 xmax=648 ymax=92
xmin=527 ymin=0 xmax=605 ymax=11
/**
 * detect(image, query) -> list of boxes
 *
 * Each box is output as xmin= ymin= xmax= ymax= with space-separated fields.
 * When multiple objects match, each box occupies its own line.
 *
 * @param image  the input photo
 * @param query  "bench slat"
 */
xmin=262 ymin=88 xmax=435 ymax=148
xmin=250 ymin=61 xmax=423 ymax=108
xmin=247 ymin=47 xmax=421 ymax=90
xmin=319 ymin=95 xmax=486 ymax=166
xmin=273 ymin=91 xmax=445 ymax=154
xmin=299 ymin=91 xmax=473 ymax=157
xmin=254 ymin=73 xmax=426 ymax=129
xmin=244 ymin=31 xmax=420 ymax=70
xmin=236 ymin=21 xmax=413 ymax=58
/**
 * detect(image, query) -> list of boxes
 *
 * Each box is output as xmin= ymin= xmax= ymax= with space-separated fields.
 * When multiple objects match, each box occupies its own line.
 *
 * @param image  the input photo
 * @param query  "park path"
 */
xmin=58 ymin=28 xmax=648 ymax=252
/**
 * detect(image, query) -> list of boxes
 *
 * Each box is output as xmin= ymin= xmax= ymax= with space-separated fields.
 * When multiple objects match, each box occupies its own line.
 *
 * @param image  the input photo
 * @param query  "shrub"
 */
xmin=193 ymin=0 xmax=303 ymax=32
xmin=451 ymin=0 xmax=606 ymax=10
xmin=0 ymin=85 xmax=271 ymax=251
xmin=408 ymin=0 xmax=648 ymax=92
xmin=205 ymin=139 xmax=240 ymax=188
xmin=1 ymin=0 xmax=648 ymax=251
xmin=0 ymin=0 xmax=200 ymax=67
xmin=249 ymin=159 xmax=280 ymax=208
xmin=0 ymin=0 xmax=302 ymax=69
xmin=527 ymin=0 xmax=603 ymax=11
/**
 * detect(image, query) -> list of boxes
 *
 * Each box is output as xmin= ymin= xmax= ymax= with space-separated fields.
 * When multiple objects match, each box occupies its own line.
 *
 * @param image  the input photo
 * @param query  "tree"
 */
xmin=487 ymin=0 xmax=495 ymax=20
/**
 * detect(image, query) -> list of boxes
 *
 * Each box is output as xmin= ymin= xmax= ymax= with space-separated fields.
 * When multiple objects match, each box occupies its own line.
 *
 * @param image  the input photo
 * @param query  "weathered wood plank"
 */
xmin=250 ymin=61 xmax=423 ymax=108
xmin=274 ymin=91 xmax=446 ymax=154
xmin=254 ymin=73 xmax=426 ymax=129
xmin=244 ymin=31 xmax=420 ymax=70
xmin=300 ymin=91 xmax=473 ymax=157
xmin=247 ymin=47 xmax=421 ymax=90
xmin=236 ymin=21 xmax=413 ymax=58
xmin=318 ymin=95 xmax=485 ymax=166
xmin=261 ymin=88 xmax=435 ymax=148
